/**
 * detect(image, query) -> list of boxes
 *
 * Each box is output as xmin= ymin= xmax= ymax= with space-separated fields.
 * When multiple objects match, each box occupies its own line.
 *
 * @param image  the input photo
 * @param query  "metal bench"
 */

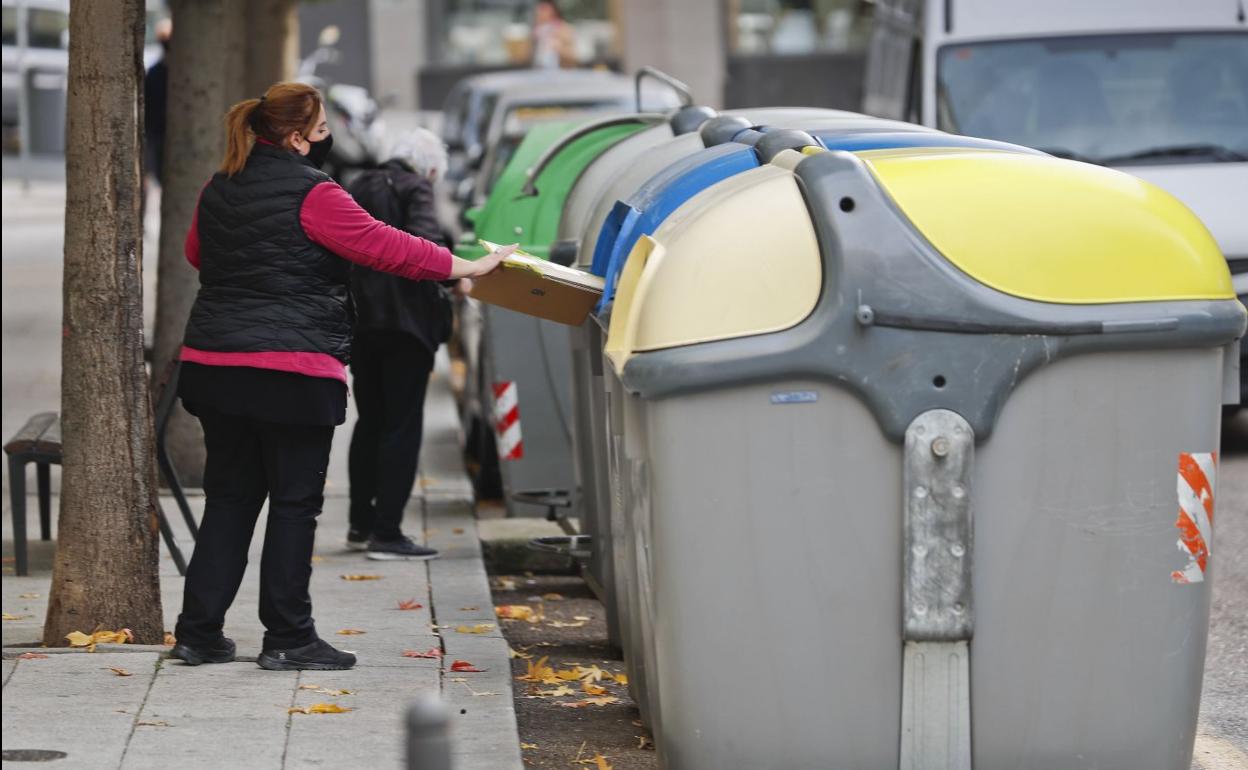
xmin=3 ymin=361 xmax=196 ymax=576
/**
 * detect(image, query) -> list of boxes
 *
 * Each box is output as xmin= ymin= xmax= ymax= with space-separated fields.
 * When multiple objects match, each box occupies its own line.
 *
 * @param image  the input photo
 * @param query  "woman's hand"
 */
xmin=448 ymin=243 xmax=517 ymax=279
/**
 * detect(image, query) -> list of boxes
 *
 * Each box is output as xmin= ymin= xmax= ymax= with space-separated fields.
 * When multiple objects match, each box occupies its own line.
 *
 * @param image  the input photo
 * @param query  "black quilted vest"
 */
xmin=183 ymin=143 xmax=352 ymax=362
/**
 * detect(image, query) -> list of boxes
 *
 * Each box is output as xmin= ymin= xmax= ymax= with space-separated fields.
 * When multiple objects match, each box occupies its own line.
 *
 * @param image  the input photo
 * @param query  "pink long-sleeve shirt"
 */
xmin=181 ymin=175 xmax=453 ymax=382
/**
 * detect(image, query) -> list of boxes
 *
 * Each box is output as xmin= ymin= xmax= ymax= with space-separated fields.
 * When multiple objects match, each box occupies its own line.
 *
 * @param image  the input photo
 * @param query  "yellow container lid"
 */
xmin=860 ymin=148 xmax=1234 ymax=304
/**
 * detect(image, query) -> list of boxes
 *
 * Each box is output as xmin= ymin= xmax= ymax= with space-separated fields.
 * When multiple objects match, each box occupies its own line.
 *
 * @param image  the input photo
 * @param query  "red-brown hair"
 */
xmin=221 ymin=82 xmax=323 ymax=177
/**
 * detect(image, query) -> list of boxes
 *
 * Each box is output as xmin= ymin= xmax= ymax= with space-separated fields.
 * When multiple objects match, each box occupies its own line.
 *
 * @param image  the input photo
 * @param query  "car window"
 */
xmin=28 ymin=8 xmax=68 ymax=49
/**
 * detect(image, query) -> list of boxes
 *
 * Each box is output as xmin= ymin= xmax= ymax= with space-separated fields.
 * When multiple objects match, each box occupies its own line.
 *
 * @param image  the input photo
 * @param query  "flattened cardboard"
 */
xmin=469 ymin=240 xmax=605 ymax=326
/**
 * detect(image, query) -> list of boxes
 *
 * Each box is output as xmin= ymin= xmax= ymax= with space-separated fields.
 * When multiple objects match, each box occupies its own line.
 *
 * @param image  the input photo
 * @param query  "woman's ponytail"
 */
xmin=218 ymin=83 xmax=323 ymax=177
xmin=221 ymin=98 xmax=262 ymax=177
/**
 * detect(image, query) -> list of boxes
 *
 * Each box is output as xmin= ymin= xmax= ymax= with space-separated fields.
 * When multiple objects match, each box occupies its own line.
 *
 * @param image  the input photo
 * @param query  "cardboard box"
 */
xmin=469 ymin=241 xmax=605 ymax=326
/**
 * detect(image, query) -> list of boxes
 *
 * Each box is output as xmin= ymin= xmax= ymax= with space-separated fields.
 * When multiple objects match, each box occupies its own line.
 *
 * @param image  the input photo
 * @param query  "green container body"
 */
xmin=455 ymin=119 xmax=650 ymax=261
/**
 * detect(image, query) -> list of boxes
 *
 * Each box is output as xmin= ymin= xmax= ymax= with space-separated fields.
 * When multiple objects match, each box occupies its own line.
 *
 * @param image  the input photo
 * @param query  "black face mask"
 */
xmin=305 ymin=134 xmax=333 ymax=169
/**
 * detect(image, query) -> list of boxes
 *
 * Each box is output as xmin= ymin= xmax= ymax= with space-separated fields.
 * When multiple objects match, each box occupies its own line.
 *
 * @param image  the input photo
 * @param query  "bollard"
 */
xmin=405 ymin=695 xmax=453 ymax=770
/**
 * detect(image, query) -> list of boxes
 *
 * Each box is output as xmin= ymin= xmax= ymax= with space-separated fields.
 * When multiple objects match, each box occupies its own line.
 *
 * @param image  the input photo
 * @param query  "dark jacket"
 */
xmin=346 ymin=159 xmax=453 ymax=353
xmin=183 ymin=143 xmax=354 ymax=362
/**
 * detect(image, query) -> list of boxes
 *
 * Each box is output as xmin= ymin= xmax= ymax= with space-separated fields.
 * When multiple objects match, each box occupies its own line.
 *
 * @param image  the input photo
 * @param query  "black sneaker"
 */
xmin=170 ymin=637 xmax=236 ymax=666
xmin=346 ymin=529 xmax=369 ymax=552
xmin=366 ymin=535 xmax=439 ymax=561
xmin=257 ymin=639 xmax=357 ymax=671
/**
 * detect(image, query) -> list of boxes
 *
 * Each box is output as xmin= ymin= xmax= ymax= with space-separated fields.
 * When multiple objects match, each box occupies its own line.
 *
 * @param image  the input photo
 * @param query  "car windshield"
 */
xmin=483 ymin=134 xmax=523 ymax=196
xmin=937 ymin=32 xmax=1248 ymax=165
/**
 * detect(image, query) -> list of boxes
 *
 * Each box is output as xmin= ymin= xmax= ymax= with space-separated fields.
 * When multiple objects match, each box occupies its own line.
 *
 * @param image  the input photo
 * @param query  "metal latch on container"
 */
xmin=900 ymin=409 xmax=974 ymax=770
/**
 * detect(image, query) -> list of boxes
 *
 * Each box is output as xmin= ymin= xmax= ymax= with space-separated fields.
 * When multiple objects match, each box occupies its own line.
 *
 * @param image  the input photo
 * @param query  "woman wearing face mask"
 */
xmin=169 ymin=82 xmax=512 ymax=672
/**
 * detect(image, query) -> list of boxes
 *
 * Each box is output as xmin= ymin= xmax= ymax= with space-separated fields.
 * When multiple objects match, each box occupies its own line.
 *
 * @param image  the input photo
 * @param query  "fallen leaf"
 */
xmin=2 ymin=613 xmax=29 ymax=621
xmin=508 ymin=646 xmax=533 ymax=660
xmin=529 ymin=685 xmax=576 ymax=697
xmin=17 ymin=652 xmax=49 ymax=659
xmin=288 ymin=703 xmax=352 ymax=715
xmin=521 ymin=743 xmax=539 ymax=750
xmin=494 ymin=577 xmax=517 ymax=591
xmin=576 ymin=665 xmax=607 ymax=683
xmin=573 ymin=753 xmax=613 ymax=770
xmin=573 ymin=616 xmax=591 ymax=621
xmin=611 ymin=672 xmax=629 ymax=686
xmin=541 ymin=593 xmax=564 ymax=601
xmin=18 ymin=592 xmax=40 ymax=599
xmin=450 ymin=660 xmax=485 ymax=672
xmin=339 ymin=574 xmax=383 ymax=581
xmin=402 ymin=648 xmax=443 ymax=659
xmin=163 ymin=632 xmax=176 ymax=646
xmin=517 ymin=656 xmax=556 ymax=683
xmin=336 ymin=629 xmax=367 ymax=635
xmin=637 ymin=735 xmax=654 ymax=750
xmin=397 ymin=599 xmax=423 ymax=611
xmin=547 ymin=620 xmax=586 ymax=629
xmin=66 ymin=628 xmax=133 ymax=652
xmin=559 ymin=696 xmax=620 ymax=709
xmin=554 ymin=668 xmax=583 ymax=682
xmin=454 ymin=623 xmax=495 ymax=634
xmin=310 ymin=555 xmax=324 ymax=563
xmin=495 ymin=604 xmax=535 ymax=621
xmin=298 ymin=684 xmax=322 ymax=690
xmin=109 ymin=667 xmax=133 ymax=677
xmin=452 ymin=527 xmax=465 ymax=535
xmin=581 ymin=681 xmax=608 ymax=696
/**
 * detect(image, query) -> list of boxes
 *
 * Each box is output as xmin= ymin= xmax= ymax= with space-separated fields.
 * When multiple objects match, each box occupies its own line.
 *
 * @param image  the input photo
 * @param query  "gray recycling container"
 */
xmin=602 ymin=145 xmax=1246 ymax=769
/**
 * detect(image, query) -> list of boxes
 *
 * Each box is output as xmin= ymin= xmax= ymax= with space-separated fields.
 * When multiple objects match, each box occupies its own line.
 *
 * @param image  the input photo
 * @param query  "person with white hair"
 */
xmin=342 ymin=128 xmax=469 ymax=560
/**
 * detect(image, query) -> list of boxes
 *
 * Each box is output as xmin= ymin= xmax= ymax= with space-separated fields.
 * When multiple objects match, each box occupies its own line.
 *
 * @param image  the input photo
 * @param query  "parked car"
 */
xmin=863 ymin=0 xmax=1248 ymax=407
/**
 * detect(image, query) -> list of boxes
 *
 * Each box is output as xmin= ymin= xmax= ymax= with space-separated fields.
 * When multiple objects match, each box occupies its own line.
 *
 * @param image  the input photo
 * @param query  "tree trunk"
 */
xmin=245 ymin=0 xmax=300 ymax=97
xmin=150 ymin=0 xmax=248 ymax=486
xmin=43 ymin=0 xmax=164 ymax=647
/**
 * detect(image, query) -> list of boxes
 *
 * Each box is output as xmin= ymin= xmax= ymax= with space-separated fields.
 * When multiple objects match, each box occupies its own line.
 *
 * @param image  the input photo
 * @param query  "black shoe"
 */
xmin=346 ymin=529 xmax=369 ymax=552
xmin=257 ymin=639 xmax=357 ymax=671
xmin=366 ymin=535 xmax=439 ymax=561
xmin=170 ymin=637 xmax=236 ymax=666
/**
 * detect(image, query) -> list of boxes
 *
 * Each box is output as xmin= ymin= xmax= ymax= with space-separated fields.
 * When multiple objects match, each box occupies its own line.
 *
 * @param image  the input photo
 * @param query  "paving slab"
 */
xmin=1 ymin=652 xmax=160 ymax=767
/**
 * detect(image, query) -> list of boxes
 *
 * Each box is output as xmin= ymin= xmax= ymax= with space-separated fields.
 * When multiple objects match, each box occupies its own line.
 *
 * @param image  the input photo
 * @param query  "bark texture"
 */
xmin=245 ymin=0 xmax=300 ymax=97
xmin=43 ymin=0 xmax=164 ymax=646
xmin=150 ymin=0 xmax=248 ymax=486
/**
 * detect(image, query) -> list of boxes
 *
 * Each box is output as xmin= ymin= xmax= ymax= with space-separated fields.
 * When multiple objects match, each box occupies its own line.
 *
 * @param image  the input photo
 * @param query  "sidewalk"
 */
xmin=1 ymin=357 xmax=524 ymax=770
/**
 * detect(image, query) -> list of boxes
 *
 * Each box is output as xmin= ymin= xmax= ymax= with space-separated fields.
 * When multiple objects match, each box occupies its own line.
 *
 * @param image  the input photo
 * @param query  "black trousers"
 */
xmin=175 ymin=407 xmax=333 ymax=650
xmin=348 ymin=331 xmax=435 ymax=541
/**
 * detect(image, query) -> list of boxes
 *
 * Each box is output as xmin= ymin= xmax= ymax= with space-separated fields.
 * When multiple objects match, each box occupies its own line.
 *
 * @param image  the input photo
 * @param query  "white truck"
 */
xmin=863 ymin=0 xmax=1248 ymax=406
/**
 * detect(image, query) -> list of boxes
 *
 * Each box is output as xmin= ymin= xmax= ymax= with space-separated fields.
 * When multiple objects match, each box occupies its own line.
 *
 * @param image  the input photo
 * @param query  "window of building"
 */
xmin=727 ymin=0 xmax=872 ymax=56
xmin=28 ymin=8 xmax=68 ymax=50
xmin=434 ymin=0 xmax=616 ymax=66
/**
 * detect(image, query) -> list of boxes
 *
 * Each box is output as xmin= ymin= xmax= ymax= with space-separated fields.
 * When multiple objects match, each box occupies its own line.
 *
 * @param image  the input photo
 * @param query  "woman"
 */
xmin=169 ymin=82 xmax=511 ymax=672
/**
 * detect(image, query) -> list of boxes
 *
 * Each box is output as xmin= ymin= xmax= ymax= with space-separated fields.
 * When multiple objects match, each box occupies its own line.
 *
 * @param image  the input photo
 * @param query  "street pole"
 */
xmin=405 ymin=696 xmax=453 ymax=770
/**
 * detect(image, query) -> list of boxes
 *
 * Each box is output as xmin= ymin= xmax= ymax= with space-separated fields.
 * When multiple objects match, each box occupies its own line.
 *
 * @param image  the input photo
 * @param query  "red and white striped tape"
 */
xmin=492 ymin=381 xmax=523 ymax=461
xmin=1172 ymin=451 xmax=1217 ymax=584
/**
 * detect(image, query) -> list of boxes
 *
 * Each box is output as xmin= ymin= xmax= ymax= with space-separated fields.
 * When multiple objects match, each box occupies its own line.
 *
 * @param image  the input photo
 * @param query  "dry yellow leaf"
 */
xmin=455 ymin=623 xmax=495 ymax=634
xmin=508 ymin=646 xmax=533 ymax=660
xmin=2 ymin=613 xmax=28 ymax=621
xmin=336 ymin=629 xmax=367 ymax=635
xmin=452 ymin=528 xmax=465 ymax=535
xmin=18 ymin=593 xmax=40 ymax=599
xmin=576 ymin=665 xmax=607 ymax=683
xmin=559 ymin=696 xmax=620 ymax=709
xmin=542 ymin=593 xmax=564 ymax=601
xmin=581 ymin=681 xmax=608 ymax=696
xmin=495 ymin=605 xmax=535 ymax=621
xmin=572 ymin=752 xmax=614 ymax=769
xmin=162 ymin=632 xmax=176 ymax=646
xmin=530 ymin=685 xmax=576 ymax=697
xmin=494 ymin=577 xmax=517 ymax=591
xmin=339 ymin=574 xmax=383 ymax=581
xmin=637 ymin=735 xmax=653 ymax=750
xmin=547 ymin=620 xmax=586 ymax=629
xmin=554 ymin=668 xmax=583 ymax=682
xmin=611 ymin=672 xmax=629 ymax=686
xmin=66 ymin=628 xmax=133 ymax=652
xmin=109 ymin=667 xmax=132 ymax=677
xmin=521 ymin=743 xmax=538 ymax=750
xmin=298 ymin=684 xmax=321 ymax=690
xmin=517 ymin=656 xmax=556 ymax=683
xmin=288 ymin=703 xmax=352 ymax=715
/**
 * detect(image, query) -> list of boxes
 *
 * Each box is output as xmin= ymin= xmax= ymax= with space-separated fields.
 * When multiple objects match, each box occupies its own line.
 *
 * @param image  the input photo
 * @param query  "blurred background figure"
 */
xmin=530 ymin=0 xmax=576 ymax=69
xmin=344 ymin=128 xmax=466 ymax=561
xmin=143 ymin=17 xmax=171 ymax=187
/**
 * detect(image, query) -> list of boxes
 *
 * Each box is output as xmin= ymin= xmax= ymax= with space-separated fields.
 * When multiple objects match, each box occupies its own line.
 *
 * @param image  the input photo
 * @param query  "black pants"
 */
xmin=348 ymin=331 xmax=435 ymax=541
xmin=175 ymin=407 xmax=333 ymax=650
